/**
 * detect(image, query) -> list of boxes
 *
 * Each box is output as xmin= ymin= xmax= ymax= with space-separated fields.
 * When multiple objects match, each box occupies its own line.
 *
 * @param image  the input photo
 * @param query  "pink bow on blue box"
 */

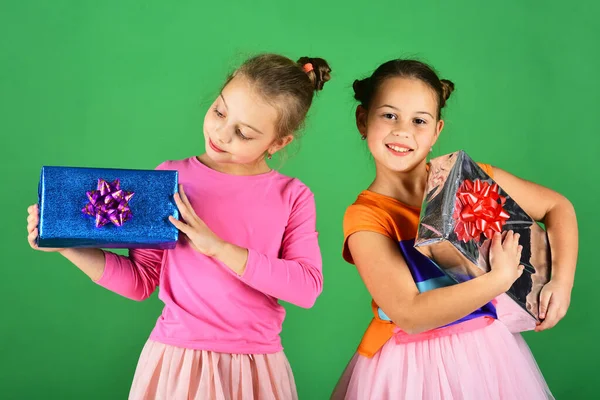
xmin=37 ymin=166 xmax=179 ymax=249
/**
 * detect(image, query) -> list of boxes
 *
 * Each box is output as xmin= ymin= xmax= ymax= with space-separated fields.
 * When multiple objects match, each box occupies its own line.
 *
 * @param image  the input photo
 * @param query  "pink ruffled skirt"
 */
xmin=128 ymin=340 xmax=297 ymax=400
xmin=331 ymin=320 xmax=553 ymax=400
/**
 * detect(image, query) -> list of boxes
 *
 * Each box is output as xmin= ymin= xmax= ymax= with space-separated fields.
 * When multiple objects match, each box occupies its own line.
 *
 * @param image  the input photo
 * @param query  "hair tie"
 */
xmin=303 ymin=63 xmax=314 ymax=73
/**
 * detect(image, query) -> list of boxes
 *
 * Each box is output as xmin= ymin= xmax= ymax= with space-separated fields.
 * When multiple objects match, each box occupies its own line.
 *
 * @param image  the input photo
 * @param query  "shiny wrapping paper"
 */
xmin=37 ymin=166 xmax=179 ymax=249
xmin=414 ymin=151 xmax=551 ymax=331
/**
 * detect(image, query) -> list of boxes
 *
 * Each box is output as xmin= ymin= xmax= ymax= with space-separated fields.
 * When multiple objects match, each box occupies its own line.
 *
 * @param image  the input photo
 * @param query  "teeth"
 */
xmin=388 ymin=145 xmax=411 ymax=153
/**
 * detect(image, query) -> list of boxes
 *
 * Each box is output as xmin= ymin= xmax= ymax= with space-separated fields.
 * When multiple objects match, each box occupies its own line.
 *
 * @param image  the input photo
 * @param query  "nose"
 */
xmin=214 ymin=124 xmax=233 ymax=144
xmin=391 ymin=121 xmax=411 ymax=138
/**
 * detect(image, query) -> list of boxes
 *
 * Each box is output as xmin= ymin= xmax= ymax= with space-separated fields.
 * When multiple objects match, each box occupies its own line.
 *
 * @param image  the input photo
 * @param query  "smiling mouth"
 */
xmin=209 ymin=139 xmax=226 ymax=153
xmin=386 ymin=143 xmax=413 ymax=155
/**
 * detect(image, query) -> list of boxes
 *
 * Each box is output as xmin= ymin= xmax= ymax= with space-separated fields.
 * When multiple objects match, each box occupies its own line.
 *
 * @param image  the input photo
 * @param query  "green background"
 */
xmin=2 ymin=1 xmax=598 ymax=398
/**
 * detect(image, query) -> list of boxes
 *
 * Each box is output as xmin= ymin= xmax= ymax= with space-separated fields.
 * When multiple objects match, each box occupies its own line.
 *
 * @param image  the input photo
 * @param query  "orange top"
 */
xmin=342 ymin=163 xmax=496 ymax=357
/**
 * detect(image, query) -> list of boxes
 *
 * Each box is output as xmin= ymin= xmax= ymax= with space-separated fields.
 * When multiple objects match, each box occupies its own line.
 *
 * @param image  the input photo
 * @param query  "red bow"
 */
xmin=453 ymin=180 xmax=510 ymax=243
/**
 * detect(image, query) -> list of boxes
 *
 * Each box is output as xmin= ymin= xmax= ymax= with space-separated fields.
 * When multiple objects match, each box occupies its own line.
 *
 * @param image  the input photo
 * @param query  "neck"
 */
xmin=197 ymin=153 xmax=272 ymax=176
xmin=368 ymin=159 xmax=429 ymax=207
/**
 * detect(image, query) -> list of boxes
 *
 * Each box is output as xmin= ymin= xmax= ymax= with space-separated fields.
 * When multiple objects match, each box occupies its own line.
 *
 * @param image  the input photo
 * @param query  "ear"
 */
xmin=268 ymin=134 xmax=294 ymax=155
xmin=355 ymin=105 xmax=368 ymax=139
xmin=431 ymin=119 xmax=445 ymax=147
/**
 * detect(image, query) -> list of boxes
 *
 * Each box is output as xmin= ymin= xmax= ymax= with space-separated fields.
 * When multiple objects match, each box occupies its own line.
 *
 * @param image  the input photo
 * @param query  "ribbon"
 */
xmin=82 ymin=178 xmax=134 ymax=227
xmin=453 ymin=179 xmax=510 ymax=243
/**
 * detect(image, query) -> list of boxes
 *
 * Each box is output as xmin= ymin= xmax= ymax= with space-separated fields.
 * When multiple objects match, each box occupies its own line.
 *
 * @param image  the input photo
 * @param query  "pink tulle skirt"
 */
xmin=128 ymin=340 xmax=297 ymax=400
xmin=331 ymin=320 xmax=554 ymax=400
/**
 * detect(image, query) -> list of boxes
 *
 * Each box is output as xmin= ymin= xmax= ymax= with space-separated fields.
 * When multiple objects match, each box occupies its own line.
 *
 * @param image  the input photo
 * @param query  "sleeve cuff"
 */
xmin=240 ymin=248 xmax=259 ymax=284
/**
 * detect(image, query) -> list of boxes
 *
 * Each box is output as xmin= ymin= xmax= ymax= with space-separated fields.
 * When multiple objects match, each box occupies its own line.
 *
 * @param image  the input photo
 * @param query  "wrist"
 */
xmin=213 ymin=241 xmax=249 ymax=276
xmin=485 ymin=270 xmax=513 ymax=295
xmin=210 ymin=238 xmax=228 ymax=259
xmin=550 ymin=274 xmax=574 ymax=289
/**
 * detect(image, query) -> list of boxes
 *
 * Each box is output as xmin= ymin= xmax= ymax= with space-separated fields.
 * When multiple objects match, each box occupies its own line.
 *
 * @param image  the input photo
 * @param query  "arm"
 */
xmin=492 ymin=166 xmax=578 ymax=330
xmin=57 ymin=247 xmax=163 ymax=302
xmin=492 ymin=167 xmax=578 ymax=286
xmin=349 ymin=230 xmax=521 ymax=335
xmin=59 ymin=248 xmax=106 ymax=281
xmin=94 ymin=249 xmax=163 ymax=301
xmin=28 ymin=161 xmax=170 ymax=301
xmin=215 ymin=241 xmax=323 ymax=309
xmin=235 ymin=188 xmax=323 ymax=309
xmin=170 ymin=185 xmax=323 ymax=309
xmin=60 ymin=158 xmax=168 ymax=301
xmin=27 ymin=204 xmax=162 ymax=301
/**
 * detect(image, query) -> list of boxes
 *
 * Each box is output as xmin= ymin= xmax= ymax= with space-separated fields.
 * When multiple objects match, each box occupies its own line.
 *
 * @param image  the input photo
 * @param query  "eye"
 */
xmin=414 ymin=118 xmax=427 ymax=125
xmin=213 ymin=107 xmax=225 ymax=118
xmin=382 ymin=113 xmax=397 ymax=120
xmin=236 ymin=129 xmax=250 ymax=140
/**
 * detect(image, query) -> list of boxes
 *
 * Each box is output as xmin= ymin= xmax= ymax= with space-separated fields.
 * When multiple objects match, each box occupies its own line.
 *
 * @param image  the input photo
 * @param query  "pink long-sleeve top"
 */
xmin=96 ymin=156 xmax=323 ymax=354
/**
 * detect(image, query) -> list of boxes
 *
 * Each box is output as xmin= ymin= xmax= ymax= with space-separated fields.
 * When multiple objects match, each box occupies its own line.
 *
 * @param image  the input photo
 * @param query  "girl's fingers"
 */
xmin=513 ymin=232 xmax=521 ymax=247
xmin=169 ymin=215 xmax=191 ymax=234
xmin=173 ymin=193 xmax=194 ymax=223
xmin=27 ymin=228 xmax=38 ymax=248
xmin=27 ymin=222 xmax=37 ymax=233
xmin=179 ymin=185 xmax=194 ymax=211
xmin=27 ymin=213 xmax=38 ymax=224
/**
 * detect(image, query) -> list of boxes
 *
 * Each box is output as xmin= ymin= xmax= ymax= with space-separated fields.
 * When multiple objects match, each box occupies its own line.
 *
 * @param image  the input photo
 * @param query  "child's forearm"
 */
xmin=214 ymin=242 xmax=323 ymax=309
xmin=214 ymin=241 xmax=248 ymax=275
xmin=544 ymin=196 xmax=578 ymax=287
xmin=394 ymin=272 xmax=508 ymax=335
xmin=59 ymin=248 xmax=106 ymax=281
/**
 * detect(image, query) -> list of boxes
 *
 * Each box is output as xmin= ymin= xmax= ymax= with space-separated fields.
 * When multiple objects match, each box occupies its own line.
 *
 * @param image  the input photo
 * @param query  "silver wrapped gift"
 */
xmin=414 ymin=150 xmax=551 ymax=331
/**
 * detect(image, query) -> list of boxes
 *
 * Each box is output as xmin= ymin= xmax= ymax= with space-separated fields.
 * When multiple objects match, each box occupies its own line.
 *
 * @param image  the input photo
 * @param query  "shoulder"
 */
xmin=271 ymin=172 xmax=315 ymax=205
xmin=342 ymin=193 xmax=399 ymax=264
xmin=344 ymin=191 xmax=409 ymax=224
xmin=343 ymin=193 xmax=395 ymax=236
xmin=344 ymin=201 xmax=386 ymax=225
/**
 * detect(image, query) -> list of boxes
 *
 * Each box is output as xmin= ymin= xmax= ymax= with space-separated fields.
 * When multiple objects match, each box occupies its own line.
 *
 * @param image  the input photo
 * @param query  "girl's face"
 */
xmin=203 ymin=75 xmax=293 ymax=167
xmin=357 ymin=77 xmax=444 ymax=173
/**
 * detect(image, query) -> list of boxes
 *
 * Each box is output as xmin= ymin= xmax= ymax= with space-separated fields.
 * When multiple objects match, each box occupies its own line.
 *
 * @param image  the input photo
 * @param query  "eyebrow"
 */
xmin=220 ymin=94 xmax=264 ymax=135
xmin=376 ymin=104 xmax=434 ymax=119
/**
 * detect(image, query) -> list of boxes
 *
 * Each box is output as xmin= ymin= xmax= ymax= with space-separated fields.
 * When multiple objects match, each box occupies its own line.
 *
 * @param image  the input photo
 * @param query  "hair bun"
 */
xmin=297 ymin=57 xmax=331 ymax=92
xmin=440 ymin=79 xmax=455 ymax=104
xmin=353 ymin=78 xmax=372 ymax=105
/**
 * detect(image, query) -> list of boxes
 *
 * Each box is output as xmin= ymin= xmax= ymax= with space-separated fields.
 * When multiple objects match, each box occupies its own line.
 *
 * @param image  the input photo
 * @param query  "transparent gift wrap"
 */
xmin=414 ymin=151 xmax=551 ymax=331
xmin=37 ymin=166 xmax=179 ymax=249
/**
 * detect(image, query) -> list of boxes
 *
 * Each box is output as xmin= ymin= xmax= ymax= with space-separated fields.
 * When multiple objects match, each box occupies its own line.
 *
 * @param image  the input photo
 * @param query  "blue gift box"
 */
xmin=37 ymin=166 xmax=179 ymax=249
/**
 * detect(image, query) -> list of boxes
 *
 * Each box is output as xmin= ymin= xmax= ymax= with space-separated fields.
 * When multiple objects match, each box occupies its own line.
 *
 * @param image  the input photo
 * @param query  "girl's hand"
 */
xmin=491 ymin=166 xmax=577 ymax=332
xmin=27 ymin=204 xmax=64 ymax=252
xmin=169 ymin=185 xmax=225 ymax=257
xmin=535 ymin=279 xmax=572 ymax=332
xmin=488 ymin=231 xmax=524 ymax=291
